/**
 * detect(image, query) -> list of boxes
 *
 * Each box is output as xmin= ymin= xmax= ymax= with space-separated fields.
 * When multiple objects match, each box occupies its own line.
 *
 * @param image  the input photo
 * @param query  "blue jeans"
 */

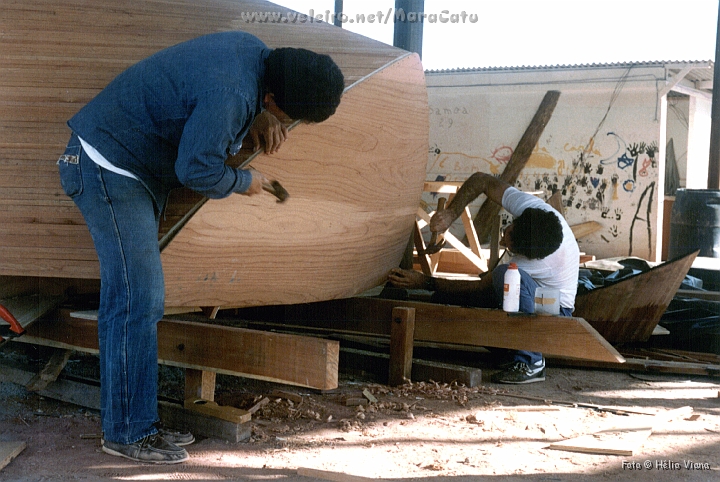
xmin=58 ymin=134 xmax=164 ymax=444
xmin=492 ymin=264 xmax=573 ymax=365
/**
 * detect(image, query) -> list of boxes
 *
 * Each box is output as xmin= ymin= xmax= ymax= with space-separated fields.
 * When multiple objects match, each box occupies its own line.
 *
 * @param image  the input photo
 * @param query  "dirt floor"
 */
xmin=1 ymin=343 xmax=719 ymax=482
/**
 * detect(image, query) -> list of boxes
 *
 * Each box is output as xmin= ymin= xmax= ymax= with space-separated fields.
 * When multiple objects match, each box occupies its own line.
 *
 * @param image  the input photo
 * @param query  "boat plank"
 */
xmin=574 ymin=251 xmax=699 ymax=343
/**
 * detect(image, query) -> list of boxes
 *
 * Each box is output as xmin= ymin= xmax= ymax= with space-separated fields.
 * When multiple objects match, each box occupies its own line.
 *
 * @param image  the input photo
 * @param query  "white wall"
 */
xmin=686 ymin=94 xmax=713 ymax=189
xmin=426 ymin=65 xmax=671 ymax=261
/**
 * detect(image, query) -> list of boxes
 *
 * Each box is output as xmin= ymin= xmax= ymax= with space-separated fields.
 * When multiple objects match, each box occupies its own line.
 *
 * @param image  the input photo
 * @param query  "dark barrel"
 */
xmin=669 ymin=189 xmax=720 ymax=259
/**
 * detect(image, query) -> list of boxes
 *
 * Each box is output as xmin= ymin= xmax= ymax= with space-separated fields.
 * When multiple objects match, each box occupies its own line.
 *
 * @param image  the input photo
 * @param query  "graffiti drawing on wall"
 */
xmin=513 ymin=132 xmax=657 ymax=257
xmin=428 ymin=125 xmax=659 ymax=258
xmin=428 ymin=144 xmax=502 ymax=175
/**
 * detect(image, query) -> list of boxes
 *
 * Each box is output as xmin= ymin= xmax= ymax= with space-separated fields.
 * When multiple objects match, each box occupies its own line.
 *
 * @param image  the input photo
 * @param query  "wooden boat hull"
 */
xmin=574 ymin=251 xmax=699 ymax=343
xmin=0 ymin=0 xmax=429 ymax=309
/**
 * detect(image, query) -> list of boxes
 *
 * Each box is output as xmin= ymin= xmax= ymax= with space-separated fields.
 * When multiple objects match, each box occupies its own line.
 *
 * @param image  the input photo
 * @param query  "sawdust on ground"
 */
xmin=1 ymin=349 xmax=719 ymax=482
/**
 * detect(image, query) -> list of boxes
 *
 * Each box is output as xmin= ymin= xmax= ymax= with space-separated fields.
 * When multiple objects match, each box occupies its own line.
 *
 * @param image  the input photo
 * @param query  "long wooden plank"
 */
xmin=574 ymin=250 xmax=698 ymax=343
xmin=0 ymin=442 xmax=26 ymax=472
xmin=19 ymin=310 xmax=339 ymax=390
xmin=547 ymin=355 xmax=720 ymax=376
xmin=238 ymin=297 xmax=624 ymax=363
xmin=0 ymin=363 xmax=101 ymax=411
xmin=472 ymin=91 xmax=562 ymax=243
xmin=548 ymin=406 xmax=693 ymax=456
xmin=297 ymin=467 xmax=376 ymax=482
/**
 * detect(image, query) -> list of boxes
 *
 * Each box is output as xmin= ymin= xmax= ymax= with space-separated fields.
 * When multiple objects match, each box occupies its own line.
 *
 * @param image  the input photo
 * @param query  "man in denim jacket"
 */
xmin=58 ymin=31 xmax=344 ymax=464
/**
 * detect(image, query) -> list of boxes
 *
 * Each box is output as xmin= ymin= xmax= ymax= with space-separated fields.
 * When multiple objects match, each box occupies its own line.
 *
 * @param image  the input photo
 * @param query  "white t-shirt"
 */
xmin=502 ymin=187 xmax=579 ymax=310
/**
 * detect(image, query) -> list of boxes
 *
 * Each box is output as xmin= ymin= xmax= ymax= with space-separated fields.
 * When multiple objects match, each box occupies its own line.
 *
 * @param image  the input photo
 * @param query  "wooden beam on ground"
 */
xmin=297 ymin=467 xmax=375 ymax=482
xmin=0 ymin=442 xmax=25 ymax=472
xmin=547 ymin=355 xmax=720 ymax=377
xmin=340 ymin=347 xmax=483 ymax=387
xmin=0 ymin=360 xmax=251 ymax=443
xmin=0 ymin=363 xmax=101 ymax=410
xmin=676 ymin=289 xmax=720 ymax=302
xmin=25 ymin=348 xmax=72 ymax=392
xmin=183 ymin=398 xmax=251 ymax=424
xmin=473 ymin=91 xmax=562 ymax=243
xmin=19 ymin=309 xmax=339 ymax=390
xmin=251 ymin=297 xmax=623 ymax=363
xmin=388 ymin=307 xmax=415 ymax=386
xmin=159 ymin=401 xmax=251 ymax=443
xmin=548 ymin=406 xmax=693 ymax=456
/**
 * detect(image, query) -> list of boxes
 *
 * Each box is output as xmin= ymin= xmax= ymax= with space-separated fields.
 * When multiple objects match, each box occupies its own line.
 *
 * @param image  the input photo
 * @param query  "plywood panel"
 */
xmin=0 ymin=0 xmax=420 ymax=290
xmin=161 ymin=54 xmax=428 ymax=307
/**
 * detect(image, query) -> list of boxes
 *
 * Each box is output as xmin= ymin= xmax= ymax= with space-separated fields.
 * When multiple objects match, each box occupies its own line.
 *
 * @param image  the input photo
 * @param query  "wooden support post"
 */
xmin=489 ymin=215 xmax=501 ymax=271
xmin=413 ymin=220 xmax=433 ymax=275
xmin=184 ymin=368 xmax=216 ymax=402
xmin=388 ymin=307 xmax=415 ymax=386
xmin=416 ymin=207 xmax=486 ymax=273
xmin=546 ymin=190 xmax=565 ymax=217
xmin=183 ymin=305 xmax=220 ymax=402
xmin=461 ymin=206 xmax=482 ymax=257
xmin=26 ymin=348 xmax=72 ymax=392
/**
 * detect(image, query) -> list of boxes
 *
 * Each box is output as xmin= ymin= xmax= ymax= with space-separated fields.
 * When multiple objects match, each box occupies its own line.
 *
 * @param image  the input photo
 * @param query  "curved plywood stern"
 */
xmin=161 ymin=54 xmax=428 ymax=307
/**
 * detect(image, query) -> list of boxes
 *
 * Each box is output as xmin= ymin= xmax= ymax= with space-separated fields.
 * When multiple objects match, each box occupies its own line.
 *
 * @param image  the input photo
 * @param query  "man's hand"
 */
xmin=249 ymin=110 xmax=288 ymax=154
xmin=387 ymin=268 xmax=427 ymax=289
xmin=429 ymin=208 xmax=456 ymax=233
xmin=241 ymin=168 xmax=270 ymax=196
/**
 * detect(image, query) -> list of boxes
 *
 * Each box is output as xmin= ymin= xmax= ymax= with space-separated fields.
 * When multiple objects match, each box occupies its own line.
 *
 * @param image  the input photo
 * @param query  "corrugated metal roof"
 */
xmin=425 ymin=60 xmax=712 ymax=73
xmin=425 ymin=60 xmax=715 ymax=92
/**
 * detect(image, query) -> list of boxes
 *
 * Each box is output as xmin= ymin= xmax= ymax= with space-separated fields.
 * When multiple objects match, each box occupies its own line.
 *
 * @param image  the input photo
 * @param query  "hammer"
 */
xmin=262 ymin=180 xmax=289 ymax=203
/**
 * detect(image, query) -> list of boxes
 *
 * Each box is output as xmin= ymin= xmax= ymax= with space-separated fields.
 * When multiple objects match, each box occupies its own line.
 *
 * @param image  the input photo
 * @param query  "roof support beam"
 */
xmin=659 ymin=65 xmax=694 ymax=98
xmin=708 ymin=0 xmax=720 ymax=189
xmin=393 ymin=0 xmax=424 ymax=58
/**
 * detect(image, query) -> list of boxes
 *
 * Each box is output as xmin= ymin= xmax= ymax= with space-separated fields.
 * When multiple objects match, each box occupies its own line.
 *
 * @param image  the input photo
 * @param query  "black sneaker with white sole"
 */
xmin=491 ymin=359 xmax=546 ymax=384
xmin=102 ymin=433 xmax=188 ymax=464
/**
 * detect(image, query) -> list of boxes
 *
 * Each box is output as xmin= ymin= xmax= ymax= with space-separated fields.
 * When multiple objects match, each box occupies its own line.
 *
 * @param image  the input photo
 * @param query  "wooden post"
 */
xmin=708 ymin=0 xmax=720 ymax=189
xmin=388 ymin=307 xmax=415 ymax=386
xmin=473 ymin=91 xmax=561 ymax=242
xmin=413 ymin=221 xmax=433 ymax=275
xmin=184 ymin=369 xmax=216 ymax=402
xmin=489 ymin=215 xmax=501 ymax=271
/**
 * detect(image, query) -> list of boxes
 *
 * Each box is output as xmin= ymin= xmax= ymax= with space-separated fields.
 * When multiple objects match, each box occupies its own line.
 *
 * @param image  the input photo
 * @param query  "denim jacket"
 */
xmin=68 ymin=31 xmax=270 ymax=205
